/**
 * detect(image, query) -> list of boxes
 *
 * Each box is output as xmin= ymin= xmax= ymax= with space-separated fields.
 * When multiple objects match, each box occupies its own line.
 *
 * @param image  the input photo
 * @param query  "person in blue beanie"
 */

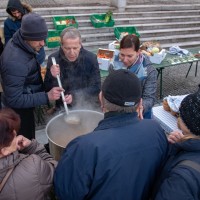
xmin=4 ymin=0 xmax=45 ymax=64
xmin=54 ymin=69 xmax=168 ymax=200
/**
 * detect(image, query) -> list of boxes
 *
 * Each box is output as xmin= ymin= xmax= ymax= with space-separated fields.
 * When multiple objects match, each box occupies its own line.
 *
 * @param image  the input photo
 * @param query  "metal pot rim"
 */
xmin=45 ymin=109 xmax=103 ymax=148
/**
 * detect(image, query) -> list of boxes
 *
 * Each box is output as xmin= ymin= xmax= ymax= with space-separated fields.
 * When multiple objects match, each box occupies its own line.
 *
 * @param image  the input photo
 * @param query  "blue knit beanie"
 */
xmin=20 ymin=13 xmax=48 ymax=41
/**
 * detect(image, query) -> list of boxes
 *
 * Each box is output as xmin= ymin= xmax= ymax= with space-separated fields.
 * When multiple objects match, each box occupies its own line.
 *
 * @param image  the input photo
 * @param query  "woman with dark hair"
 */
xmin=0 ymin=108 xmax=57 ymax=200
xmin=110 ymin=34 xmax=157 ymax=119
xmin=152 ymin=91 xmax=200 ymax=200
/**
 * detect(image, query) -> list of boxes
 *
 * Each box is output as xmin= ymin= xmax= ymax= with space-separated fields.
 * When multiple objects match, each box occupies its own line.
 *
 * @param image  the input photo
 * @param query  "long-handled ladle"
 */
xmin=51 ymin=57 xmax=80 ymax=125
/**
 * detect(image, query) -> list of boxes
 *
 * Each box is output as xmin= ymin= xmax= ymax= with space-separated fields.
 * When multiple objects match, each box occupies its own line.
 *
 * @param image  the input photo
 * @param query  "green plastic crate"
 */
xmin=114 ymin=26 xmax=140 ymax=40
xmin=53 ymin=16 xmax=78 ymax=30
xmin=46 ymin=30 xmax=61 ymax=48
xmin=90 ymin=14 xmax=115 ymax=28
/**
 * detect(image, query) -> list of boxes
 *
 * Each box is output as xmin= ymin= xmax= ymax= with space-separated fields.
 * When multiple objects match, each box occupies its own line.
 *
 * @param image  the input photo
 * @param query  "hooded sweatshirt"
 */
xmin=6 ymin=0 xmax=25 ymax=17
xmin=4 ymin=0 xmax=32 ymax=44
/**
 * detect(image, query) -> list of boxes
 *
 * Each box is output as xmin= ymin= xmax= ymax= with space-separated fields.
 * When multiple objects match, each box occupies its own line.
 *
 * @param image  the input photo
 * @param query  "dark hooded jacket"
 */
xmin=0 ymin=30 xmax=48 ymax=109
xmin=4 ymin=0 xmax=32 ymax=44
xmin=0 ymin=140 xmax=57 ymax=200
xmin=152 ymin=139 xmax=200 ymax=200
xmin=4 ymin=0 xmax=45 ymax=64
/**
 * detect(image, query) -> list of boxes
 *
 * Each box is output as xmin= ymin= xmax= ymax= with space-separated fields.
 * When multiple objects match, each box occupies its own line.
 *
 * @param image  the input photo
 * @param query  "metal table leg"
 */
xmin=195 ymin=61 xmax=198 ymax=77
xmin=156 ymin=67 xmax=164 ymax=99
xmin=185 ymin=62 xmax=193 ymax=78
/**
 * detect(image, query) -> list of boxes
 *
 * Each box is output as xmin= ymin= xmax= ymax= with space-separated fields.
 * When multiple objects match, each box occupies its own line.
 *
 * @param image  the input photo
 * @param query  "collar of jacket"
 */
xmin=94 ymin=111 xmax=139 ymax=131
xmin=12 ymin=30 xmax=37 ymax=56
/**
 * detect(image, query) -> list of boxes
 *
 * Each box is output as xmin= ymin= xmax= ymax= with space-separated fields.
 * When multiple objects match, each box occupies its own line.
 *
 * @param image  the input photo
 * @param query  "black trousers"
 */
xmin=13 ymin=108 xmax=35 ymax=140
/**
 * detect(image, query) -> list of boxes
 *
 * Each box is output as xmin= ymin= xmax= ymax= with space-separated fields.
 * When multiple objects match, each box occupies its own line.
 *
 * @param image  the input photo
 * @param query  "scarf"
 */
xmin=113 ymin=52 xmax=147 ymax=80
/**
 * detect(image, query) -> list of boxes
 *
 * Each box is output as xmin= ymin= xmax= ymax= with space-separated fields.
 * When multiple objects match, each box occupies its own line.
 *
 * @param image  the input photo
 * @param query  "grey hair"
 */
xmin=103 ymin=98 xmax=137 ymax=113
xmin=60 ymin=27 xmax=81 ymax=43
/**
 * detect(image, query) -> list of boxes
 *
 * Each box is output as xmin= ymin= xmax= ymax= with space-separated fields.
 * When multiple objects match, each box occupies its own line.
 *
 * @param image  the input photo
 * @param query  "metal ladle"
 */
xmin=51 ymin=57 xmax=80 ymax=125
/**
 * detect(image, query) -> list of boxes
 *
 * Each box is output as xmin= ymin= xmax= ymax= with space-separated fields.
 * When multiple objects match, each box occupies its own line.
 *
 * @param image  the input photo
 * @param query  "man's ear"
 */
xmin=99 ymin=91 xmax=103 ymax=105
xmin=99 ymin=91 xmax=106 ymax=113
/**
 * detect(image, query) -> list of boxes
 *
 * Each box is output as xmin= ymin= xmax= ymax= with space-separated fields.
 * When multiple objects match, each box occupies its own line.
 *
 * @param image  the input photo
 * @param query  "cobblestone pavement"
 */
xmin=156 ymin=62 xmax=199 ymax=102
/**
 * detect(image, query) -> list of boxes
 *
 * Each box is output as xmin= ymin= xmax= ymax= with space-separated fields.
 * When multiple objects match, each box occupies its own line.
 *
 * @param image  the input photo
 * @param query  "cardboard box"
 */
xmin=97 ymin=48 xmax=115 ymax=71
xmin=149 ymin=49 xmax=167 ymax=64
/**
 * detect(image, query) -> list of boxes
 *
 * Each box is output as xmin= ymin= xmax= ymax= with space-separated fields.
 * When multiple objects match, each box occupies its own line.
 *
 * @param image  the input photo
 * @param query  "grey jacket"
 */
xmin=0 ymin=140 xmax=57 ymax=200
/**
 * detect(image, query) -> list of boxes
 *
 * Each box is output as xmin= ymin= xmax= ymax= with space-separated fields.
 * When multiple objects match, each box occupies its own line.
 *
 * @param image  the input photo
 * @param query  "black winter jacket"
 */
xmin=44 ymin=47 xmax=101 ymax=108
xmin=0 ymin=30 xmax=48 ymax=108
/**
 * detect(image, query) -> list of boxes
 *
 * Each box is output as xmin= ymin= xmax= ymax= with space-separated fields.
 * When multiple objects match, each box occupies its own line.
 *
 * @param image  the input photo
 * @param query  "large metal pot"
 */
xmin=46 ymin=110 xmax=103 ymax=160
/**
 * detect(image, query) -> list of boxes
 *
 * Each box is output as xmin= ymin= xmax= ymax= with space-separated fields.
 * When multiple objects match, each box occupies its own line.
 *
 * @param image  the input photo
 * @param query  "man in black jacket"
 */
xmin=44 ymin=27 xmax=101 ymax=110
xmin=0 ymin=13 xmax=63 ymax=139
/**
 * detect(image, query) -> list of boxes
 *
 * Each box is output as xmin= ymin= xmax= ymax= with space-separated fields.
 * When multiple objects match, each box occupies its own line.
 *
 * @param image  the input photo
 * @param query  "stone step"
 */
xmin=1 ymin=4 xmax=198 ymax=17
xmin=140 ymin=27 xmax=200 ymax=38
xmin=140 ymin=33 xmax=200 ymax=45
xmin=81 ymin=32 xmax=115 ymax=43
xmin=47 ymin=26 xmax=200 ymax=37
xmin=45 ymin=18 xmax=200 ymax=31
xmin=39 ymin=10 xmax=200 ymax=22
xmin=1 ymin=3 xmax=199 ymax=58
xmin=126 ymin=4 xmax=200 ymax=12
xmin=161 ymin=41 xmax=200 ymax=49
xmin=124 ymin=21 xmax=200 ymax=31
xmin=34 ymin=6 xmax=116 ymax=16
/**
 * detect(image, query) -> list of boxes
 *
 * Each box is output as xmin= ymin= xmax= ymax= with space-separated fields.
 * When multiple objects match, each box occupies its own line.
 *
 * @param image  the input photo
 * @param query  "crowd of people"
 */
xmin=0 ymin=0 xmax=200 ymax=199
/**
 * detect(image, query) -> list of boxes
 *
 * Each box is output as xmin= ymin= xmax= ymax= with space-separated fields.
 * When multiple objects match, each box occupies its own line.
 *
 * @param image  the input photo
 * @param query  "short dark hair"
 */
xmin=120 ymin=34 xmax=140 ymax=52
xmin=9 ymin=8 xmax=19 ymax=12
xmin=0 ymin=108 xmax=20 ymax=149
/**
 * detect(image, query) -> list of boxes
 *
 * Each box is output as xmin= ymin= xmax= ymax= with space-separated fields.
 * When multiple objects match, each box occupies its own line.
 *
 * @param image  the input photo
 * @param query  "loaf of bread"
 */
xmin=162 ymin=99 xmax=179 ymax=117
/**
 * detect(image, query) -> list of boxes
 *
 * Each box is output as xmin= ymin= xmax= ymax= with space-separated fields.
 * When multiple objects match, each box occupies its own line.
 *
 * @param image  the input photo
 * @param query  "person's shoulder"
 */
xmin=4 ymin=17 xmax=13 ymax=24
xmin=48 ymin=50 xmax=59 ymax=60
xmin=18 ymin=153 xmax=52 ymax=172
xmin=82 ymin=48 xmax=96 ymax=58
xmin=67 ymin=131 xmax=99 ymax=150
xmin=141 ymin=119 xmax=165 ymax=133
